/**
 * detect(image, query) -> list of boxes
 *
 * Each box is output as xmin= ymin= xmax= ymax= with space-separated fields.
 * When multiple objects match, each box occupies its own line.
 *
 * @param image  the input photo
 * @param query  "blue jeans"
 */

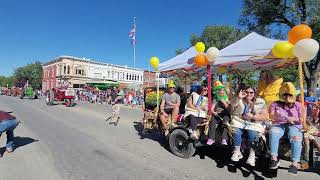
xmin=269 ymin=125 xmax=303 ymax=162
xmin=233 ymin=128 xmax=259 ymax=149
xmin=0 ymin=119 xmax=19 ymax=150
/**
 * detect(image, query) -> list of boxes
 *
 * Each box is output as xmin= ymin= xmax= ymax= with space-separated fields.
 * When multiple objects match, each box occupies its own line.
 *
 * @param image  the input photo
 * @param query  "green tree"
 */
xmin=0 ymin=76 xmax=15 ymax=87
xmin=190 ymin=25 xmax=254 ymax=88
xmin=200 ymin=25 xmax=248 ymax=50
xmin=239 ymin=0 xmax=320 ymax=91
xmin=190 ymin=33 xmax=202 ymax=47
xmin=190 ymin=25 xmax=248 ymax=49
xmin=14 ymin=61 xmax=43 ymax=90
xmin=275 ymin=66 xmax=299 ymax=84
xmin=175 ymin=48 xmax=184 ymax=55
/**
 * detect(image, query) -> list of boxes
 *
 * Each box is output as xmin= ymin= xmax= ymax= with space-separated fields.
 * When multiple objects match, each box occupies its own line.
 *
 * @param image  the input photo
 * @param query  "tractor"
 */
xmin=20 ymin=87 xmax=38 ymax=99
xmin=46 ymin=87 xmax=75 ymax=107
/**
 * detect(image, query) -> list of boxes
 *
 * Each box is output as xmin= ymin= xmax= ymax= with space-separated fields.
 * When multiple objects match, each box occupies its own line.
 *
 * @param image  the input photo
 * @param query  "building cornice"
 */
xmin=43 ymin=55 xmax=144 ymax=72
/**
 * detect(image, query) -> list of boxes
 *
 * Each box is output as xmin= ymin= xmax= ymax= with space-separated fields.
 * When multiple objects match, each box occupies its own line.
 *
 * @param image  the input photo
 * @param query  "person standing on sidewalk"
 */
xmin=0 ymin=110 xmax=20 ymax=154
xmin=106 ymin=87 xmax=121 ymax=126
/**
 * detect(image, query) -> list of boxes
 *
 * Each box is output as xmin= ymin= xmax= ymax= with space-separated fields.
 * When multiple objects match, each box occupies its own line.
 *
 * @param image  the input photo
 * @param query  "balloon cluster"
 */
xmin=272 ymin=24 xmax=319 ymax=62
xmin=194 ymin=42 xmax=220 ymax=67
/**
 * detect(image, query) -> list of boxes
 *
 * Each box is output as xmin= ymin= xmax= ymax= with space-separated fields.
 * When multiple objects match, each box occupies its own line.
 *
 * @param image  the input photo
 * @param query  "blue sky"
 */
xmin=0 ymin=0 xmax=242 ymax=76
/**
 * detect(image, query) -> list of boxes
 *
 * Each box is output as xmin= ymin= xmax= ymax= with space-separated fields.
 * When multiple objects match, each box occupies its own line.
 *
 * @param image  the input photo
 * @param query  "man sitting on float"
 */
xmin=159 ymin=81 xmax=181 ymax=135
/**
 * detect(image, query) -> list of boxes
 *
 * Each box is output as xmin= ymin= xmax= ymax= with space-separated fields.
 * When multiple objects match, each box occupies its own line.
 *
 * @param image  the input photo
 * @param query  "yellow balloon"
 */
xmin=150 ymin=57 xmax=159 ymax=70
xmin=272 ymin=41 xmax=295 ymax=59
xmin=195 ymin=42 xmax=205 ymax=52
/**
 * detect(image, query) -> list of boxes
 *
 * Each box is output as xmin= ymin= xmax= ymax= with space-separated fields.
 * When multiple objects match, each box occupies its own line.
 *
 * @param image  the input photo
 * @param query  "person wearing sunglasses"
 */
xmin=229 ymin=85 xmax=268 ymax=166
xmin=268 ymin=82 xmax=303 ymax=175
xmin=184 ymin=85 xmax=208 ymax=140
xmin=159 ymin=81 xmax=181 ymax=135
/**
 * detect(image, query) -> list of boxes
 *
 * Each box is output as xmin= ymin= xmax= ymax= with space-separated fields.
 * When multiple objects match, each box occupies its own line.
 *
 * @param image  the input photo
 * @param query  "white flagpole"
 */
xmin=133 ymin=17 xmax=136 ymax=68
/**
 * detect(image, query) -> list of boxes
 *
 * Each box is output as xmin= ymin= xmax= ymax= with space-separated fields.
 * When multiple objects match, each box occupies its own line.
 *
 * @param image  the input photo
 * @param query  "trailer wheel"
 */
xmin=169 ymin=128 xmax=196 ymax=159
xmin=65 ymin=99 xmax=71 ymax=107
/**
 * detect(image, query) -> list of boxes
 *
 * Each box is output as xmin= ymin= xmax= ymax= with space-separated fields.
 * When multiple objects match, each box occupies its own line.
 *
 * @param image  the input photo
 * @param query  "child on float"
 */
xmin=207 ymin=81 xmax=230 ymax=145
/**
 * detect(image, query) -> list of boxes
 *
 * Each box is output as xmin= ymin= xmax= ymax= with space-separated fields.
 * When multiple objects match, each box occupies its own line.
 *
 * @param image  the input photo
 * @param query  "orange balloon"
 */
xmin=288 ymin=24 xmax=312 ymax=44
xmin=194 ymin=54 xmax=208 ymax=67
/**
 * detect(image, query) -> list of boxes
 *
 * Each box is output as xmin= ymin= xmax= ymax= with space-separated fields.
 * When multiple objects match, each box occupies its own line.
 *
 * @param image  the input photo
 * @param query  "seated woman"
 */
xmin=229 ymin=85 xmax=268 ymax=166
xmin=268 ymin=82 xmax=303 ymax=176
xmin=184 ymin=85 xmax=208 ymax=140
xmin=207 ymin=81 xmax=230 ymax=145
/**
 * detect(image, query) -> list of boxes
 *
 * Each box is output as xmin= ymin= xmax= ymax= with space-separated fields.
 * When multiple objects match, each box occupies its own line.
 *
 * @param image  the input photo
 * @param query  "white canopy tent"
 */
xmin=159 ymin=32 xmax=296 ymax=73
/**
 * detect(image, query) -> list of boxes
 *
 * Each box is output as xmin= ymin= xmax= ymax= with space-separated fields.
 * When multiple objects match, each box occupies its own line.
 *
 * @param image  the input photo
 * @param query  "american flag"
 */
xmin=128 ymin=24 xmax=136 ymax=45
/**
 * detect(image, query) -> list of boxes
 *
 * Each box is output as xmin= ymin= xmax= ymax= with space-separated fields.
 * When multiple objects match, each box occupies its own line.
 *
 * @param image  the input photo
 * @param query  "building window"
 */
xmin=67 ymin=66 xmax=70 ymax=74
xmin=64 ymin=66 xmax=66 ymax=74
xmin=117 ymin=72 xmax=119 ymax=80
xmin=126 ymin=73 xmax=128 ymax=80
xmin=75 ymin=67 xmax=85 ymax=76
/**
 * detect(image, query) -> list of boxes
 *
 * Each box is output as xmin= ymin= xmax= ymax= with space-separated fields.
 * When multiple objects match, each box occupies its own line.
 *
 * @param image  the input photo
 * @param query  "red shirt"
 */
xmin=0 ymin=111 xmax=16 ymax=121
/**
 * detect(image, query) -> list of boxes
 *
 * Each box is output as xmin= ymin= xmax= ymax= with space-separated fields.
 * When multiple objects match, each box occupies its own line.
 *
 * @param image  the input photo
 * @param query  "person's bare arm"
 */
xmin=211 ymin=104 xmax=218 ymax=116
xmin=186 ymin=95 xmax=197 ymax=109
xmin=160 ymin=99 xmax=165 ymax=113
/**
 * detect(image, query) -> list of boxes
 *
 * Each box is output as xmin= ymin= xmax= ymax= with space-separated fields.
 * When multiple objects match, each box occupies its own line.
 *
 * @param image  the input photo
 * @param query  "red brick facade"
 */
xmin=42 ymin=63 xmax=57 ymax=91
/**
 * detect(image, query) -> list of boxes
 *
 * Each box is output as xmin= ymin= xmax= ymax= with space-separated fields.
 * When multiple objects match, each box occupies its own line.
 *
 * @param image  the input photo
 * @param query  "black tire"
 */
xmin=65 ymin=99 xmax=71 ymax=107
xmin=20 ymin=92 xmax=24 ymax=99
xmin=168 ymin=128 xmax=196 ymax=158
xmin=70 ymin=98 xmax=75 ymax=107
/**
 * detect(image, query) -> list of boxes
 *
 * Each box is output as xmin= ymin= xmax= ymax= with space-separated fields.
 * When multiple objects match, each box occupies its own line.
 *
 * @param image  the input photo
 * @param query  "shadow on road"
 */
xmin=194 ymin=145 xmax=281 ymax=179
xmin=0 ymin=136 xmax=39 ymax=157
xmin=133 ymin=121 xmax=171 ymax=153
xmin=14 ymin=136 xmax=39 ymax=149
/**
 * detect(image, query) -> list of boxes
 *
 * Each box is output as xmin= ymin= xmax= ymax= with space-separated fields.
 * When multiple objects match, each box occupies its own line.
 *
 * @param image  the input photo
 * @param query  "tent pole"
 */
xmin=156 ymin=72 xmax=160 ymax=114
xmin=228 ymin=74 xmax=232 ymax=96
xmin=298 ymin=59 xmax=307 ymax=130
xmin=207 ymin=65 xmax=212 ymax=115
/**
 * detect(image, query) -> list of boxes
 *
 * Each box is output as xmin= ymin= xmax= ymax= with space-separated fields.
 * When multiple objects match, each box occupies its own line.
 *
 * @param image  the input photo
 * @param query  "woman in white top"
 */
xmin=184 ymin=85 xmax=208 ymax=140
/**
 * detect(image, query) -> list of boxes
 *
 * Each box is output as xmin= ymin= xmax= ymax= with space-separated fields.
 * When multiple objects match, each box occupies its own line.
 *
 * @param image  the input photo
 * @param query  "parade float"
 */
xmin=142 ymin=24 xmax=320 ymax=173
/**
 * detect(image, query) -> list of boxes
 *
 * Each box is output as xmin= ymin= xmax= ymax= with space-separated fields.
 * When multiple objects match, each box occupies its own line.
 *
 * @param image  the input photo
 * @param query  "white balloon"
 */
xmin=293 ymin=39 xmax=319 ymax=62
xmin=206 ymin=47 xmax=220 ymax=64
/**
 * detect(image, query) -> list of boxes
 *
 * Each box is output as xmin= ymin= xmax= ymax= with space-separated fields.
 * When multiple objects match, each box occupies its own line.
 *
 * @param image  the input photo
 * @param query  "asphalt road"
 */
xmin=0 ymin=95 xmax=319 ymax=180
